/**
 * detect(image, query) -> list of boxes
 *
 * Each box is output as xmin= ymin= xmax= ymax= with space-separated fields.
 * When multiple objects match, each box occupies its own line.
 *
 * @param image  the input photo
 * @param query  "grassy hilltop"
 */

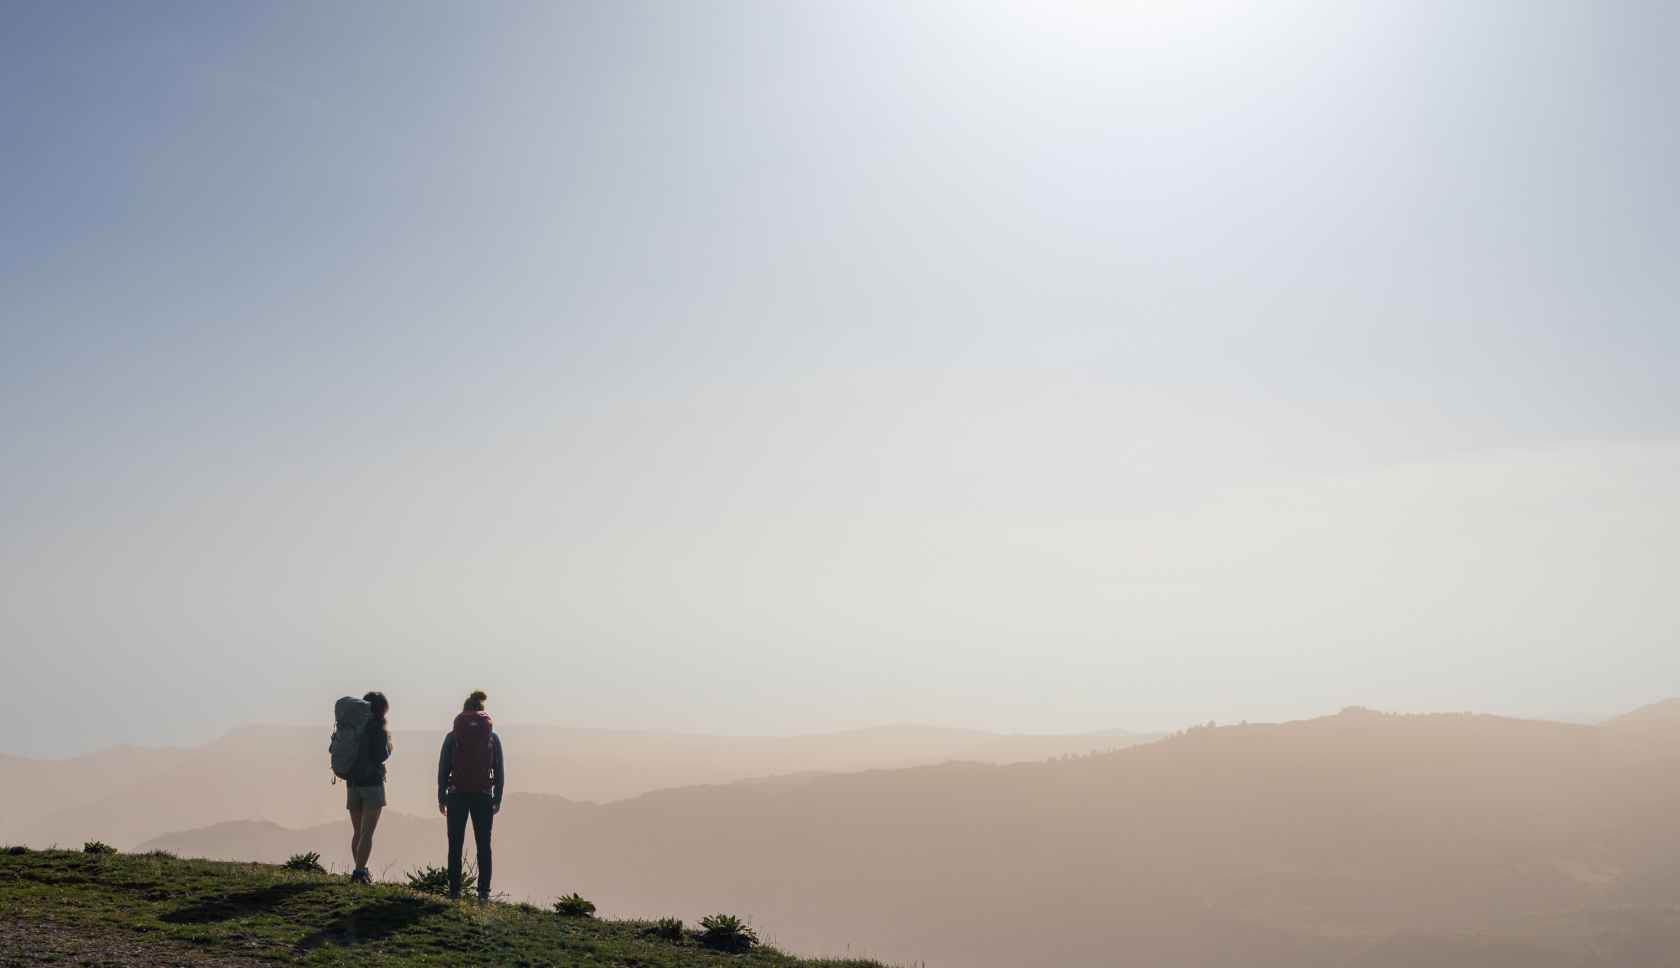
xmin=0 ymin=849 xmax=884 ymax=968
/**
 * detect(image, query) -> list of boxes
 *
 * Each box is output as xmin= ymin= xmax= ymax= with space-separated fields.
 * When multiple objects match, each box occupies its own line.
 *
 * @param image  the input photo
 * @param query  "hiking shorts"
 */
xmin=346 ymin=785 xmax=387 ymax=810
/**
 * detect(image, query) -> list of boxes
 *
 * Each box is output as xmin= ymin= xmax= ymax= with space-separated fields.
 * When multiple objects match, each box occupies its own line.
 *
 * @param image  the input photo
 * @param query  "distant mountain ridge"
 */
xmin=0 ymin=743 xmax=194 ymax=841
xmin=1602 ymin=697 xmax=1680 ymax=725
xmin=0 ymin=721 xmax=1162 ymax=849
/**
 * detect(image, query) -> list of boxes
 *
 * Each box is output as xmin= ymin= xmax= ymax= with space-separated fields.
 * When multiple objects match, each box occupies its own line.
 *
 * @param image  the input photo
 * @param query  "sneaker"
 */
xmin=350 ymin=868 xmax=370 ymax=885
xmin=476 ymin=894 xmax=490 ymax=907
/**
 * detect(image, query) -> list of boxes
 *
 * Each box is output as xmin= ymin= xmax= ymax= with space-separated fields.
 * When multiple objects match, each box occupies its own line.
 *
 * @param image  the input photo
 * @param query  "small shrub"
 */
xmin=646 ymin=917 xmax=684 ymax=942
xmin=143 ymin=849 xmax=177 ymax=860
xmin=553 ymin=893 xmax=596 ymax=917
xmin=698 ymin=913 xmax=757 ymax=953
xmin=6 ymin=846 xmax=28 ymax=855
xmin=81 ymin=842 xmax=117 ymax=855
xmin=406 ymin=865 xmax=472 ymax=896
xmin=281 ymin=852 xmax=326 ymax=874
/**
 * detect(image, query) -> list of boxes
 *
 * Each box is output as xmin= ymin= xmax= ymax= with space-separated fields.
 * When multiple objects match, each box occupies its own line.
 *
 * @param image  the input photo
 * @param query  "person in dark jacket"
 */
xmin=347 ymin=691 xmax=392 ymax=885
xmin=437 ymin=689 xmax=505 ymax=903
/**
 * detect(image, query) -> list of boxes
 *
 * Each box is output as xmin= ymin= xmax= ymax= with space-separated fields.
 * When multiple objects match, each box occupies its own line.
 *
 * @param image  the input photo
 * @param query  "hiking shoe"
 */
xmin=476 ymin=894 xmax=490 ymax=907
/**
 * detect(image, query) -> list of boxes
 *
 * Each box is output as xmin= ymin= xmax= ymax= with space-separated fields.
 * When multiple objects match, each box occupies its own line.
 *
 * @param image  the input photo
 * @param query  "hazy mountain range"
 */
xmin=8 ymin=704 xmax=1680 ymax=966
xmin=0 ymin=721 xmax=1160 ymax=849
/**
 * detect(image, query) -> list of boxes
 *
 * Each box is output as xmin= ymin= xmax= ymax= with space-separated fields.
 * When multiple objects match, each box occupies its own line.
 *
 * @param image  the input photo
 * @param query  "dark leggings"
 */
xmin=446 ymin=791 xmax=494 ymax=897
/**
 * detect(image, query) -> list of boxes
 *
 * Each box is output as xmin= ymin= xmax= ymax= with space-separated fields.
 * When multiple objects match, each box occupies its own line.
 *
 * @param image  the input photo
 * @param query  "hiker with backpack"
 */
xmin=329 ymin=691 xmax=393 ymax=885
xmin=437 ymin=689 xmax=504 ymax=904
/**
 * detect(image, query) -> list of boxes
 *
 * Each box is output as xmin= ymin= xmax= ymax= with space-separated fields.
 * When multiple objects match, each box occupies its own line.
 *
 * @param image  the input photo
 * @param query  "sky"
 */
xmin=3 ymin=0 xmax=1678 ymax=757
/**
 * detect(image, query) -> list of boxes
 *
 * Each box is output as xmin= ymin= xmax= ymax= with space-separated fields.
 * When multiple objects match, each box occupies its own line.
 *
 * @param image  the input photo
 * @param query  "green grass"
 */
xmin=0 ymin=849 xmax=884 ymax=968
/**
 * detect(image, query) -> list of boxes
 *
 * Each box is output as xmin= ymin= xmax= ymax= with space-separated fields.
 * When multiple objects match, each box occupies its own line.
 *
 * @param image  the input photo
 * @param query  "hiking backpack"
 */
xmin=450 ymin=710 xmax=495 ymax=794
xmin=329 ymin=696 xmax=373 ymax=781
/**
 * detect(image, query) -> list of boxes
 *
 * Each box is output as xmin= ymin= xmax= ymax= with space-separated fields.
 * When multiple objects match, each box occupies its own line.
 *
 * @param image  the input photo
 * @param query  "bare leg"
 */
xmin=353 ymin=806 xmax=382 ymax=871
xmin=349 ymin=809 xmax=364 ymax=869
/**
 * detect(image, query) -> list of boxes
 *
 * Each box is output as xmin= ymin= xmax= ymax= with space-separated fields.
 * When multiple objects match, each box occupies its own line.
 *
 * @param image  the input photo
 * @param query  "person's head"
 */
xmin=462 ymin=689 xmax=487 ymax=712
xmin=363 ymin=691 xmax=388 ymax=730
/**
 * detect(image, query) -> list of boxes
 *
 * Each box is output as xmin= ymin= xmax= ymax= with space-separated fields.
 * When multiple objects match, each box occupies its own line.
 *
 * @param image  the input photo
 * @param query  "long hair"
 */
xmin=462 ymin=689 xmax=487 ymax=712
xmin=363 ymin=691 xmax=389 ymax=731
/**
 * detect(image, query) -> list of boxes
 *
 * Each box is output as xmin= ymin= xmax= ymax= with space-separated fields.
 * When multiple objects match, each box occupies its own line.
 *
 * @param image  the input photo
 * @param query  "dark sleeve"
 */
xmin=371 ymin=729 xmax=392 ymax=766
xmin=491 ymin=733 xmax=505 ymax=805
xmin=437 ymin=734 xmax=453 ymax=803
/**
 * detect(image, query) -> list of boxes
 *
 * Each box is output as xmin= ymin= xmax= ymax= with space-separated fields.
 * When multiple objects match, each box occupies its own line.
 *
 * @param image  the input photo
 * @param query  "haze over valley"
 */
xmin=7 ymin=702 xmax=1680 ymax=966
xmin=0 ymin=722 xmax=1161 ymax=849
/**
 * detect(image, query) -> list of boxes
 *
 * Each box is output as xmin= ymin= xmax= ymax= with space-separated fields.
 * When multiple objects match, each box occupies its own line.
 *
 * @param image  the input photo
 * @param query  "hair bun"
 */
xmin=469 ymin=690 xmax=487 ymax=702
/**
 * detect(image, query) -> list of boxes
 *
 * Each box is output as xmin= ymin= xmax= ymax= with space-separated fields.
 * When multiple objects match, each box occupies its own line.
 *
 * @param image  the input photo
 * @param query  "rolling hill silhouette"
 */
xmin=1604 ymin=696 xmax=1680 ymax=725
xmin=1 ymin=722 xmax=1159 ymax=849
xmin=0 ymin=743 xmax=193 ymax=842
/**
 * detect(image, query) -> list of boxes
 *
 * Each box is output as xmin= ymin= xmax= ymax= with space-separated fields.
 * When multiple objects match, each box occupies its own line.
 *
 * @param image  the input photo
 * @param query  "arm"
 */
xmin=437 ymin=734 xmax=453 ymax=807
xmin=491 ymin=733 xmax=505 ymax=808
xmin=371 ymin=729 xmax=392 ymax=766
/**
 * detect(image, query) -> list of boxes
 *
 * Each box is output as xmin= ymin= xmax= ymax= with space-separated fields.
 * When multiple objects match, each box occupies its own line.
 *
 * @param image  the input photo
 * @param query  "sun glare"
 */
xmin=971 ymin=0 xmax=1311 ymax=61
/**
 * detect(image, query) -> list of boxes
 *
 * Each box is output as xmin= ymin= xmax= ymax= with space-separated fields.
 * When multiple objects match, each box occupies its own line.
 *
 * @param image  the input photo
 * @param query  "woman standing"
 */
xmin=347 ymin=690 xmax=392 ymax=885
xmin=438 ymin=689 xmax=505 ymax=904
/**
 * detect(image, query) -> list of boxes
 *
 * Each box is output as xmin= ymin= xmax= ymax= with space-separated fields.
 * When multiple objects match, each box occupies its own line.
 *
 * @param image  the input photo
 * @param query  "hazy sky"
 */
xmin=4 ymin=0 xmax=1678 ymax=757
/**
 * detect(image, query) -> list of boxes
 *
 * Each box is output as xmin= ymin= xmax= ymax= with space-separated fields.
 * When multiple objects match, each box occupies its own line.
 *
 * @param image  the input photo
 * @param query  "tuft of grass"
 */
xmin=81 ymin=841 xmax=117 ymax=855
xmin=647 ymin=916 xmax=685 ymax=941
xmin=281 ymin=851 xmax=327 ymax=874
xmin=404 ymin=864 xmax=472 ymax=896
xmin=0 ymin=849 xmax=888 ymax=968
xmin=699 ymin=913 xmax=758 ymax=953
xmin=553 ymin=893 xmax=597 ymax=918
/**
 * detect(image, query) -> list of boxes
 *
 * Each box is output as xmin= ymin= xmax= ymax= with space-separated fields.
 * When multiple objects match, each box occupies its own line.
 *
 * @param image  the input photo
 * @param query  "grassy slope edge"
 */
xmin=0 ymin=850 xmax=886 ymax=968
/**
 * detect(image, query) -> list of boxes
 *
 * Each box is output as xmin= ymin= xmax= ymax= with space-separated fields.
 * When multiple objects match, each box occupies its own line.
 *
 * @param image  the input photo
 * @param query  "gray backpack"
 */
xmin=329 ymin=696 xmax=372 ymax=780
